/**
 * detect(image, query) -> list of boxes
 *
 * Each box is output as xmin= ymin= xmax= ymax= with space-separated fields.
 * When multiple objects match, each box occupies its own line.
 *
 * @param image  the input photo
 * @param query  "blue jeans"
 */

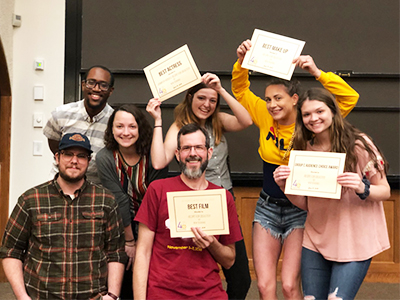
xmin=301 ymin=248 xmax=372 ymax=300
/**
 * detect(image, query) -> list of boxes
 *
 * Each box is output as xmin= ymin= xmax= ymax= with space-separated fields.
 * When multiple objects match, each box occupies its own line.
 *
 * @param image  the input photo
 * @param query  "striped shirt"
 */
xmin=0 ymin=176 xmax=127 ymax=300
xmin=43 ymin=100 xmax=114 ymax=184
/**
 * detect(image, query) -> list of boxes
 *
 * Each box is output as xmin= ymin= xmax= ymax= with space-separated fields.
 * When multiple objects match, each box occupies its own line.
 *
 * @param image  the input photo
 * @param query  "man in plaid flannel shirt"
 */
xmin=0 ymin=133 xmax=127 ymax=300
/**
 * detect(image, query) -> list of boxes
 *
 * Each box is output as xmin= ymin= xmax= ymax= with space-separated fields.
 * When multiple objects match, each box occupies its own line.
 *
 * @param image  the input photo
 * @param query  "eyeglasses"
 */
xmin=60 ymin=150 xmax=91 ymax=162
xmin=85 ymin=79 xmax=111 ymax=91
xmin=178 ymin=145 xmax=208 ymax=154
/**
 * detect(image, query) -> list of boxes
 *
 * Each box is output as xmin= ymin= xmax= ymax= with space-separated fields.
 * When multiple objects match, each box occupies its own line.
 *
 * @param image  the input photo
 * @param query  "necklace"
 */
xmin=275 ymin=122 xmax=294 ymax=162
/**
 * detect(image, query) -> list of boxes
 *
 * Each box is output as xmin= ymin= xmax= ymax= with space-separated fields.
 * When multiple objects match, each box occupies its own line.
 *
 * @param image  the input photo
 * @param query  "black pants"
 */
xmin=120 ymin=267 xmax=133 ymax=300
xmin=222 ymin=236 xmax=251 ymax=300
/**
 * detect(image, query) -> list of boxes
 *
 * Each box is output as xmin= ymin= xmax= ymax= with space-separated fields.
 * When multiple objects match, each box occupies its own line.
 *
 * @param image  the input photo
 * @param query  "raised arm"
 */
xmin=294 ymin=55 xmax=359 ymax=117
xmin=202 ymin=72 xmax=252 ymax=132
xmin=191 ymin=227 xmax=236 ymax=269
xmin=146 ymin=98 xmax=179 ymax=169
xmin=133 ymin=223 xmax=155 ymax=300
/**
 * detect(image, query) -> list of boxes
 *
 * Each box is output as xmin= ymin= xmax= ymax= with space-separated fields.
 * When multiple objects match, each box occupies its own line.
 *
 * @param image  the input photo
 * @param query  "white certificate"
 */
xmin=167 ymin=189 xmax=229 ymax=238
xmin=144 ymin=44 xmax=202 ymax=102
xmin=241 ymin=29 xmax=305 ymax=80
xmin=285 ymin=150 xmax=346 ymax=199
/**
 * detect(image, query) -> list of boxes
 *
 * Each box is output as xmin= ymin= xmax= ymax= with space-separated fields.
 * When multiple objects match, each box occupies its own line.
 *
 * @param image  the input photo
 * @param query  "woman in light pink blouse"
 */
xmin=273 ymin=87 xmax=390 ymax=300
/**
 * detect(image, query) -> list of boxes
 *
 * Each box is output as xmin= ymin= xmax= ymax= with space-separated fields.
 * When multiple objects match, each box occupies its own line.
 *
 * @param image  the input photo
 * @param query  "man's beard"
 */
xmin=179 ymin=155 xmax=208 ymax=179
xmin=59 ymin=168 xmax=85 ymax=183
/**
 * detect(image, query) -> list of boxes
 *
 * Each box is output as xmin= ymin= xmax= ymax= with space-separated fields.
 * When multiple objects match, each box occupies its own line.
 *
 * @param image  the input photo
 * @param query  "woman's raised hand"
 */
xmin=202 ymin=72 xmax=223 ymax=93
xmin=293 ymin=55 xmax=321 ymax=78
xmin=146 ymin=98 xmax=162 ymax=122
xmin=237 ymin=39 xmax=252 ymax=65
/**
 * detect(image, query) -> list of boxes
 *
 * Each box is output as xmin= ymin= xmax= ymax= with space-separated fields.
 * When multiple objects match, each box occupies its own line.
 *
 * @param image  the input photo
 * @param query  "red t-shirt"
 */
xmin=135 ymin=176 xmax=242 ymax=299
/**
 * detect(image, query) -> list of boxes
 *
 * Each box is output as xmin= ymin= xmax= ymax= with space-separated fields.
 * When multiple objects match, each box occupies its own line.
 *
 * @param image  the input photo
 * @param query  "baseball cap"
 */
xmin=58 ymin=133 xmax=93 ymax=154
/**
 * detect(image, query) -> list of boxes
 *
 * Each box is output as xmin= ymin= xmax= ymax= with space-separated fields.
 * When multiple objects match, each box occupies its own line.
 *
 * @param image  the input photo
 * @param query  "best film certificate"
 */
xmin=167 ymin=189 xmax=229 ymax=238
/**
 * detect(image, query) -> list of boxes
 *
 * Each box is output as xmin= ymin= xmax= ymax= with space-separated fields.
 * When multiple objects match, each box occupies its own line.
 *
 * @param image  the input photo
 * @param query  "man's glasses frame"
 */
xmin=178 ymin=145 xmax=208 ymax=154
xmin=84 ymin=79 xmax=111 ymax=92
xmin=60 ymin=150 xmax=91 ymax=162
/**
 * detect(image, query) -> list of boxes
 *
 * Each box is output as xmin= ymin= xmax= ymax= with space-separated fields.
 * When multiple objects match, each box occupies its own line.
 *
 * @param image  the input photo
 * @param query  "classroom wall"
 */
xmin=76 ymin=0 xmax=400 ymax=177
xmin=4 ymin=0 xmax=65 ymax=210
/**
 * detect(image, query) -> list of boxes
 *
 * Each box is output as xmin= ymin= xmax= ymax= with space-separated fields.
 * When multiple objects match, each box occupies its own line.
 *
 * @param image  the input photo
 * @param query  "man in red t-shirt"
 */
xmin=133 ymin=123 xmax=242 ymax=300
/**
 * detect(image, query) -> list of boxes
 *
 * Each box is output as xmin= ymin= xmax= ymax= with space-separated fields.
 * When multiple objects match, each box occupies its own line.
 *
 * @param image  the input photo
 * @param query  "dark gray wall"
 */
xmin=79 ymin=0 xmax=400 ymax=176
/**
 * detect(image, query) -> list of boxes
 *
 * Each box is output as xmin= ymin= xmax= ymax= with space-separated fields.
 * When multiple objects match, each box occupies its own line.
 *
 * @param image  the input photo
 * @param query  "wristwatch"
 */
xmin=107 ymin=292 xmax=120 ymax=300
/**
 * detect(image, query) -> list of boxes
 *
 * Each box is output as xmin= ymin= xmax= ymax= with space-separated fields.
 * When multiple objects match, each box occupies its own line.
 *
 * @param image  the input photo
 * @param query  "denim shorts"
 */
xmin=253 ymin=191 xmax=307 ymax=242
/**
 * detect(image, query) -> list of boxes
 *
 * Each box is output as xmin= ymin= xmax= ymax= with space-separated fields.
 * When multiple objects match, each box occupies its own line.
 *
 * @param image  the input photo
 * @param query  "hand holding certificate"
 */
xmin=144 ymin=44 xmax=202 ymax=102
xmin=241 ymin=29 xmax=305 ymax=80
xmin=167 ymin=189 xmax=229 ymax=238
xmin=285 ymin=150 xmax=346 ymax=199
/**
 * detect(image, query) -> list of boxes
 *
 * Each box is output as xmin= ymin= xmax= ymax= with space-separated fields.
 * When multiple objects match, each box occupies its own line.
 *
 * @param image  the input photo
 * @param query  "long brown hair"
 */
xmin=104 ymin=104 xmax=152 ymax=156
xmin=174 ymin=82 xmax=223 ymax=144
xmin=293 ymin=88 xmax=388 ymax=173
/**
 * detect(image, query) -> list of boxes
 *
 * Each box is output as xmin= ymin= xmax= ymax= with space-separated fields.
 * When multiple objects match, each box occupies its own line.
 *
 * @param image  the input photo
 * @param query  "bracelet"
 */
xmin=154 ymin=125 xmax=162 ymax=128
xmin=125 ymin=242 xmax=136 ymax=247
xmin=125 ymin=238 xmax=135 ymax=242
xmin=356 ymin=175 xmax=370 ymax=200
xmin=107 ymin=291 xmax=120 ymax=300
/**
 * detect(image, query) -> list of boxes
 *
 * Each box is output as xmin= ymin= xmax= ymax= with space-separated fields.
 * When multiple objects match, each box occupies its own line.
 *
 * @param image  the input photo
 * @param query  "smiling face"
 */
xmin=265 ymin=84 xmax=298 ymax=125
xmin=191 ymin=88 xmax=218 ymax=123
xmin=175 ymin=130 xmax=212 ymax=180
xmin=56 ymin=146 xmax=90 ymax=183
xmin=82 ymin=67 xmax=114 ymax=116
xmin=301 ymin=99 xmax=334 ymax=136
xmin=112 ymin=110 xmax=139 ymax=151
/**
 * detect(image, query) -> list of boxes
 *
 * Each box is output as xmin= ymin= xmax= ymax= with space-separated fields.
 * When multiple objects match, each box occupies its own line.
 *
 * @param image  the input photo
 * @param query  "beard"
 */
xmin=179 ymin=155 xmax=208 ymax=180
xmin=58 ymin=168 xmax=86 ymax=183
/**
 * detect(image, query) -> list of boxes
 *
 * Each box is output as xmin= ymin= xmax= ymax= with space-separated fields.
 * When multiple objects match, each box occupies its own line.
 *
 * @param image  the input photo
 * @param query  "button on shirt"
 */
xmin=0 ymin=176 xmax=127 ymax=299
xmin=43 ymin=100 xmax=113 ymax=184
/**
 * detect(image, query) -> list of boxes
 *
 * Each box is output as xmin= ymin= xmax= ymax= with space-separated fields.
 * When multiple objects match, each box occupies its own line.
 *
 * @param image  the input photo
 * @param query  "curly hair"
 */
xmin=103 ymin=104 xmax=152 ymax=156
xmin=293 ymin=88 xmax=388 ymax=174
xmin=174 ymin=82 xmax=223 ymax=144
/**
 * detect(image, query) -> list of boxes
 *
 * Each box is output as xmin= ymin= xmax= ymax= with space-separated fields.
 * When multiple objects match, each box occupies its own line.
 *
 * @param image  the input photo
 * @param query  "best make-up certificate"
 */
xmin=241 ymin=29 xmax=305 ymax=80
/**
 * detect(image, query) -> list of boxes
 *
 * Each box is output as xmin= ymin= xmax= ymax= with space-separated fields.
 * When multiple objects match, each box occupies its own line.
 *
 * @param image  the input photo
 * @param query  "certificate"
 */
xmin=167 ymin=189 xmax=229 ymax=238
xmin=285 ymin=150 xmax=346 ymax=199
xmin=241 ymin=29 xmax=305 ymax=80
xmin=144 ymin=44 xmax=202 ymax=102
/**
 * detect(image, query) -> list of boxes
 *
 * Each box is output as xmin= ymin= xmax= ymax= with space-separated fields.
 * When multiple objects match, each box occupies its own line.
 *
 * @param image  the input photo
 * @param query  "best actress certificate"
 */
xmin=285 ymin=150 xmax=346 ymax=199
xmin=144 ymin=44 xmax=202 ymax=102
xmin=241 ymin=29 xmax=305 ymax=80
xmin=167 ymin=189 xmax=229 ymax=238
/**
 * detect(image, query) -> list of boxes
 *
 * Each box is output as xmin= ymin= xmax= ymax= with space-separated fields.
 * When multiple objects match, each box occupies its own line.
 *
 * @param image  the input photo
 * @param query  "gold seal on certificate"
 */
xmin=167 ymin=189 xmax=229 ymax=238
xmin=241 ymin=29 xmax=305 ymax=80
xmin=285 ymin=150 xmax=346 ymax=199
xmin=144 ymin=44 xmax=202 ymax=102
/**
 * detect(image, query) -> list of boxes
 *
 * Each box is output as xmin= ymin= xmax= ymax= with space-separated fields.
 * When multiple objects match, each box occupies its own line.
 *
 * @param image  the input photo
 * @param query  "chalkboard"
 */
xmin=77 ymin=0 xmax=400 ymax=179
xmin=81 ymin=0 xmax=399 ymax=73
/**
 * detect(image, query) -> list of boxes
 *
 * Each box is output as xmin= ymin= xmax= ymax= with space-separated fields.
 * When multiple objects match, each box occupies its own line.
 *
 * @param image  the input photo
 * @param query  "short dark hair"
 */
xmin=83 ymin=65 xmax=115 ymax=87
xmin=265 ymin=76 xmax=303 ymax=98
xmin=104 ymin=104 xmax=152 ymax=156
xmin=177 ymin=123 xmax=210 ymax=149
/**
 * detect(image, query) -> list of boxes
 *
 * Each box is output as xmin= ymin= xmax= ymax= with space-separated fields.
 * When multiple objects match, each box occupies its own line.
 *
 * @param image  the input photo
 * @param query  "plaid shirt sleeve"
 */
xmin=0 ymin=195 xmax=31 ymax=261
xmin=103 ymin=197 xmax=128 ymax=264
